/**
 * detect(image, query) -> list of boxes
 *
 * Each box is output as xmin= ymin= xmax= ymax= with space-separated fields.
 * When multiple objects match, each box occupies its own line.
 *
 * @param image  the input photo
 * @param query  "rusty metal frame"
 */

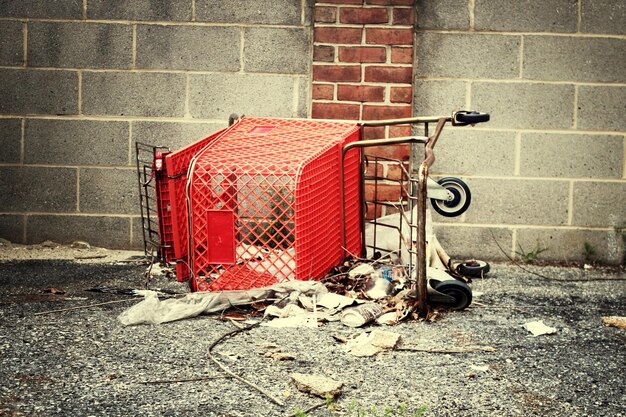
xmin=340 ymin=115 xmax=453 ymax=317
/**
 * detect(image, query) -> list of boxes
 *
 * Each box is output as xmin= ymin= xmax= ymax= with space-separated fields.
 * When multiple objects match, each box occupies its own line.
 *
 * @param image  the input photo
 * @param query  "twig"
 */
xmin=285 ymin=401 xmax=326 ymax=417
xmin=398 ymin=345 xmax=496 ymax=354
xmin=74 ymin=254 xmax=108 ymax=260
xmin=33 ymin=298 xmax=141 ymax=316
xmin=138 ymin=375 xmax=232 ymax=385
xmin=208 ymin=321 xmax=285 ymax=407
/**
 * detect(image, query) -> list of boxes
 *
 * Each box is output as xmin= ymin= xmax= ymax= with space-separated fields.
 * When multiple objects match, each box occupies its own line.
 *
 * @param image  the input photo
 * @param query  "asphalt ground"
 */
xmin=0 ymin=250 xmax=624 ymax=417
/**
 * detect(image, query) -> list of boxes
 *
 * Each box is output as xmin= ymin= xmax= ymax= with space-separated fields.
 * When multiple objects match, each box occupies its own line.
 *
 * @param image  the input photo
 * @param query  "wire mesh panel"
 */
xmin=185 ymin=118 xmax=361 ymax=291
xmin=162 ymin=128 xmax=229 ymax=281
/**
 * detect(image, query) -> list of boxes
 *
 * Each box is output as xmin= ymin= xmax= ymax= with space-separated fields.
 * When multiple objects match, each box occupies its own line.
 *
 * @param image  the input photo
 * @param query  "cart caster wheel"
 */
xmin=228 ymin=113 xmax=239 ymax=126
xmin=456 ymin=260 xmax=490 ymax=277
xmin=435 ymin=280 xmax=472 ymax=310
xmin=454 ymin=111 xmax=490 ymax=125
xmin=430 ymin=177 xmax=471 ymax=217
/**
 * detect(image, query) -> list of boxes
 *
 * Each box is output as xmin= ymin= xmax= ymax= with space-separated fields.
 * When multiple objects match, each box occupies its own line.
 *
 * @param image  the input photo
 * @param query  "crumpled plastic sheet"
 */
xmin=118 ymin=281 xmax=328 ymax=326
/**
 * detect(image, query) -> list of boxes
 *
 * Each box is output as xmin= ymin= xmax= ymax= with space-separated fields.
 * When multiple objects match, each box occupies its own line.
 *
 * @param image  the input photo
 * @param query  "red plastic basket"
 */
xmin=158 ymin=118 xmax=361 ymax=291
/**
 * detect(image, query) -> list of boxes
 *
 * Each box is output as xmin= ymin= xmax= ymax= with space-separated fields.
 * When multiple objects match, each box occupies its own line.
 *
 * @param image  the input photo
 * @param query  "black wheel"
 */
xmin=456 ymin=260 xmax=490 ymax=277
xmin=228 ymin=113 xmax=239 ymax=126
xmin=455 ymin=111 xmax=490 ymax=125
xmin=430 ymin=177 xmax=471 ymax=217
xmin=435 ymin=280 xmax=472 ymax=310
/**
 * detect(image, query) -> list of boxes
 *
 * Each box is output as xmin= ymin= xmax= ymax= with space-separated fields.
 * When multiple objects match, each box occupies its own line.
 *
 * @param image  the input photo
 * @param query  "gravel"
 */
xmin=0 ymin=249 xmax=624 ymax=417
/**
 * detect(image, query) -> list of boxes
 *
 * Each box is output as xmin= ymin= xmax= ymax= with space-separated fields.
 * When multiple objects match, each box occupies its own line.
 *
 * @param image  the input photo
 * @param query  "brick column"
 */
xmin=312 ymin=0 xmax=415 ymax=217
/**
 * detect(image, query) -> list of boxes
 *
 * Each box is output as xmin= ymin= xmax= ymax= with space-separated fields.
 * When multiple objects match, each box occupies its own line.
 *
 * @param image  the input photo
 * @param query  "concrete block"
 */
xmin=79 ymin=168 xmax=138 ymax=215
xmin=463 ymin=178 xmax=570 ymax=225
xmin=475 ymin=0 xmax=577 ymax=32
xmin=581 ymin=0 xmax=626 ymax=35
xmin=415 ymin=0 xmax=469 ymax=30
xmin=82 ymin=72 xmax=185 ymax=117
xmin=0 ymin=21 xmax=23 ymax=65
xmin=432 ymin=129 xmax=516 ymax=176
xmin=189 ymin=73 xmax=297 ymax=119
xmin=0 ymin=215 xmax=25 ymax=244
xmin=297 ymin=76 xmax=310 ymax=117
xmin=517 ymin=227 xmax=622 ymax=264
xmin=0 ymin=118 xmax=22 ymax=163
xmin=27 ymin=215 xmax=131 ymax=248
xmin=523 ymin=36 xmax=626 ymax=83
xmin=244 ymin=27 xmax=310 ymax=74
xmin=520 ymin=133 xmax=623 ymax=179
xmin=577 ymin=86 xmax=626 ymax=132
xmin=24 ymin=119 xmax=129 ymax=166
xmin=29 ymin=22 xmax=132 ymax=69
xmin=196 ymin=0 xmax=302 ymax=25
xmin=131 ymin=216 xmax=145 ymax=250
xmin=413 ymin=80 xmax=467 ymax=116
xmin=0 ymin=166 xmax=76 ymax=213
xmin=87 ymin=0 xmax=191 ymax=21
xmin=136 ymin=25 xmax=240 ymax=71
xmin=0 ymin=0 xmax=81 ymax=18
xmin=572 ymin=182 xmax=626 ymax=228
xmin=416 ymin=33 xmax=520 ymax=79
xmin=132 ymin=121 xmax=226 ymax=151
xmin=434 ymin=225 xmax=513 ymax=261
xmin=472 ymin=82 xmax=574 ymax=129
xmin=0 ymin=69 xmax=77 ymax=115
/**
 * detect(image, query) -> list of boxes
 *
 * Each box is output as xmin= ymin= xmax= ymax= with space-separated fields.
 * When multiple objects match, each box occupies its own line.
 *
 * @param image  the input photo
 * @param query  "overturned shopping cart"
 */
xmin=136 ymin=111 xmax=489 ymax=313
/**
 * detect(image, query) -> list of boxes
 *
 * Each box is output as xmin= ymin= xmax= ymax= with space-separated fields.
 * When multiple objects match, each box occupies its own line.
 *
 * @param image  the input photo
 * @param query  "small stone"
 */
xmin=71 ymin=241 xmax=91 ymax=249
xmin=290 ymin=373 xmax=343 ymax=398
xmin=40 ymin=240 xmax=58 ymax=248
xmin=272 ymin=352 xmax=295 ymax=361
xmin=0 ymin=238 xmax=12 ymax=247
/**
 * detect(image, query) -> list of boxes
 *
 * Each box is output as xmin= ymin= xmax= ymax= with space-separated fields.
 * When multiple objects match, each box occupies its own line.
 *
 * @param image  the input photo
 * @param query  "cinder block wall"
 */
xmin=0 ymin=0 xmax=312 ymax=248
xmin=416 ymin=0 xmax=625 ymax=264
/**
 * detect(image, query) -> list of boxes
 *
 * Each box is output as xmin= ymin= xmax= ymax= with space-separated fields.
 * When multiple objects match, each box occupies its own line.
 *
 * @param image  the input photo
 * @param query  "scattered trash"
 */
xmin=118 ymin=281 xmax=327 ymax=326
xmin=348 ymin=263 xmax=375 ymax=278
xmin=290 ymin=373 xmax=343 ymax=398
xmin=344 ymin=330 xmax=401 ymax=357
xmin=583 ymin=264 xmax=593 ymax=270
xmin=340 ymin=303 xmax=385 ymax=328
xmin=71 ymin=241 xmax=91 ymax=249
xmin=601 ymin=316 xmax=626 ymax=330
xmin=42 ymin=287 xmax=65 ymax=295
xmin=524 ymin=320 xmax=557 ymax=336
xmin=364 ymin=277 xmax=392 ymax=300
xmin=469 ymin=364 xmax=489 ymax=372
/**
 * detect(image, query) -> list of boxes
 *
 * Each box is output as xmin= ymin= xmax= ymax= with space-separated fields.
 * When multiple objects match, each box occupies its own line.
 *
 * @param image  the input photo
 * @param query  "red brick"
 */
xmin=313 ymin=64 xmax=361 ymax=82
xmin=337 ymin=84 xmax=385 ymax=102
xmin=315 ymin=6 xmax=337 ymax=23
xmin=340 ymin=7 xmax=388 ymax=24
xmin=365 ymin=182 xmax=402 ymax=201
xmin=366 ymin=0 xmax=413 ymax=5
xmin=386 ymin=162 xmax=410 ymax=181
xmin=363 ymin=125 xmax=385 ymax=139
xmin=392 ymin=7 xmax=414 ymax=24
xmin=312 ymin=83 xmax=334 ymax=100
xmin=366 ymin=28 xmax=413 ymax=45
xmin=313 ymin=45 xmax=335 ymax=62
xmin=364 ymin=161 xmax=384 ymax=178
xmin=312 ymin=102 xmax=360 ymax=120
xmin=366 ymin=144 xmax=410 ymax=161
xmin=391 ymin=46 xmax=413 ymax=63
xmin=364 ymin=202 xmax=383 ymax=220
xmin=389 ymin=124 xmax=412 ymax=137
xmin=364 ymin=65 xmax=412 ymax=83
xmin=390 ymin=86 xmax=412 ymax=103
xmin=338 ymin=46 xmax=386 ymax=63
xmin=363 ymin=104 xmax=412 ymax=120
xmin=318 ymin=0 xmax=363 ymax=4
xmin=315 ymin=27 xmax=363 ymax=44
